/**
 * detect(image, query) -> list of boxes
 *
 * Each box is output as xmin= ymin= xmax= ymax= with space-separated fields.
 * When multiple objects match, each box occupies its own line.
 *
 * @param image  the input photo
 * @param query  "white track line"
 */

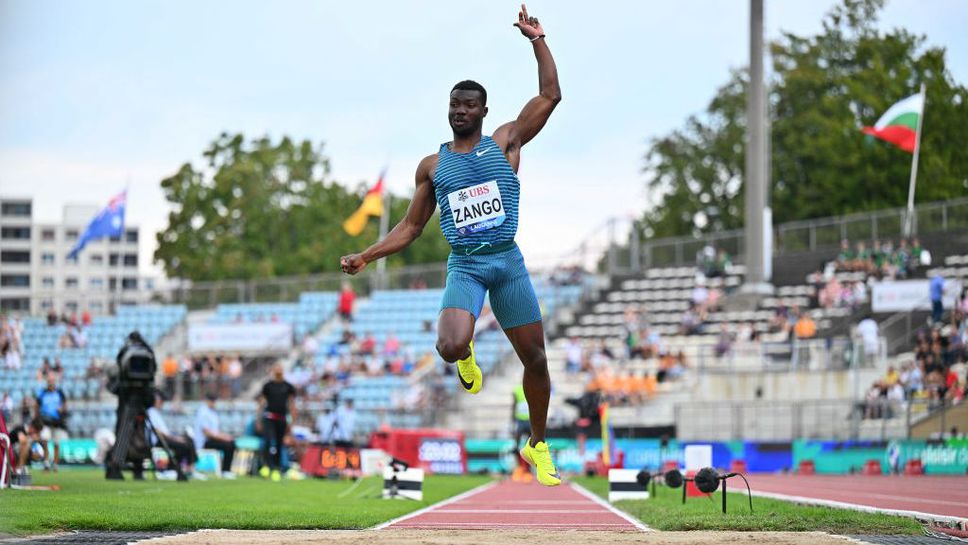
xmin=750 ymin=489 xmax=968 ymax=528
xmin=371 ymin=481 xmax=498 ymax=530
xmin=568 ymin=482 xmax=653 ymax=532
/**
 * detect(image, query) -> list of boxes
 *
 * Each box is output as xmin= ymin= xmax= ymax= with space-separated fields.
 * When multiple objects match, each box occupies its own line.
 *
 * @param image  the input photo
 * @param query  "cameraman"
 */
xmin=36 ymin=376 xmax=69 ymax=471
xmin=106 ymin=331 xmax=157 ymax=480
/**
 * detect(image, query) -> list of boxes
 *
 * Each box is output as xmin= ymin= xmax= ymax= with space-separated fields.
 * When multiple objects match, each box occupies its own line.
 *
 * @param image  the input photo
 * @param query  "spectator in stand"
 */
xmin=856 ymin=315 xmax=880 ymax=366
xmin=564 ymin=337 xmax=583 ymax=374
xmin=333 ymin=399 xmax=356 ymax=447
xmin=338 ymin=282 xmax=356 ymax=323
xmin=257 ymin=363 xmax=297 ymax=482
xmin=146 ymin=390 xmax=199 ymax=478
xmin=193 ymin=392 xmax=236 ymax=479
xmin=227 ymin=354 xmax=243 ymax=398
xmin=81 ymin=309 xmax=92 ymax=327
xmin=49 ymin=358 xmax=64 ymax=381
xmin=383 ymin=332 xmax=401 ymax=357
xmin=1 ymin=390 xmax=12 ymax=422
xmin=633 ymin=327 xmax=661 ymax=360
xmin=679 ymin=306 xmax=702 ymax=336
xmin=836 ymin=239 xmax=854 ymax=271
xmin=358 ymin=332 xmax=376 ymax=356
xmin=36 ymin=377 xmax=69 ymax=471
xmin=46 ymin=309 xmax=58 ymax=327
xmin=715 ymin=323 xmax=734 ymax=359
xmin=162 ymin=353 xmax=179 ymax=399
xmin=851 ymin=241 xmax=871 ymax=273
xmin=1 ymin=333 xmax=21 ymax=370
xmin=691 ymin=282 xmax=709 ymax=313
xmin=793 ymin=311 xmax=817 ymax=340
xmin=930 ymin=273 xmax=945 ymax=324
xmin=910 ymin=238 xmax=929 ymax=270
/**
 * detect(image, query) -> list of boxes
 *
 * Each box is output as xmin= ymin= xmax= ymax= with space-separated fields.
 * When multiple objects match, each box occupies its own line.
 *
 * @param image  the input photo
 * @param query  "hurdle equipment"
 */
xmin=607 ymin=468 xmax=650 ymax=502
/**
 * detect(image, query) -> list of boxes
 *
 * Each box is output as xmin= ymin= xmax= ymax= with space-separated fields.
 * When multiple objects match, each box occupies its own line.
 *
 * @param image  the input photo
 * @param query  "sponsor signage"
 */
xmin=188 ymin=323 xmax=293 ymax=352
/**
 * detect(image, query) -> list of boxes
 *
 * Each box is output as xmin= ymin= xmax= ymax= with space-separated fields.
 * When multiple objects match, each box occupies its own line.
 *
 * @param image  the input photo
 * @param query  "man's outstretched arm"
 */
xmin=495 ymin=4 xmax=561 ymax=150
xmin=340 ymin=155 xmax=437 ymax=275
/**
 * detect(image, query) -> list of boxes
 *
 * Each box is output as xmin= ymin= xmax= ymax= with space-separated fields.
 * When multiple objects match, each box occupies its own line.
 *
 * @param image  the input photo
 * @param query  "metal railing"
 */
xmin=675 ymin=397 xmax=927 ymax=442
xmin=688 ymin=336 xmax=886 ymax=373
xmin=639 ymin=196 xmax=968 ymax=269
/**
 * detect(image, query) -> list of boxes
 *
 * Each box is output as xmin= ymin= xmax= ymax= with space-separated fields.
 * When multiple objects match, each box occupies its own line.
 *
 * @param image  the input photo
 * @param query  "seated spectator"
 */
xmin=162 ymin=353 xmax=179 ymax=399
xmin=793 ymin=312 xmax=817 ymax=340
xmin=769 ymin=305 xmax=790 ymax=334
xmin=358 ymin=332 xmax=376 ymax=356
xmin=383 ymin=332 xmax=401 ymax=357
xmin=835 ymin=239 xmax=854 ymax=271
xmin=9 ymin=417 xmax=44 ymax=471
xmin=193 ymin=392 xmax=236 ymax=478
xmin=715 ymin=323 xmax=734 ymax=358
xmin=81 ymin=309 xmax=92 ymax=327
xmin=679 ymin=307 xmax=702 ymax=336
xmin=1 ymin=335 xmax=21 ymax=371
xmin=691 ymin=283 xmax=709 ymax=312
xmin=632 ymin=327 xmax=661 ymax=360
xmin=851 ymin=241 xmax=871 ymax=273
xmin=910 ymin=238 xmax=929 ymax=269
xmin=564 ymin=337 xmax=583 ymax=374
xmin=147 ymin=390 xmax=199 ymax=478
xmin=46 ymin=309 xmax=58 ymax=327
xmin=1 ymin=391 xmax=12 ymax=422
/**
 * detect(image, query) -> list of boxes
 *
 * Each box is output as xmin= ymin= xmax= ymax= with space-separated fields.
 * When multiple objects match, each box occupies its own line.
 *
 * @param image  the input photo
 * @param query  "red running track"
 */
xmin=749 ymin=474 xmax=968 ymax=520
xmin=380 ymin=480 xmax=649 ymax=531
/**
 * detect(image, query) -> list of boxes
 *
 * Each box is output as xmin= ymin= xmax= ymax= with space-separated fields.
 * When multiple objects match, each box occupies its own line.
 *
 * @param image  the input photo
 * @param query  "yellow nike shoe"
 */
xmin=520 ymin=438 xmax=561 ymax=486
xmin=456 ymin=340 xmax=483 ymax=394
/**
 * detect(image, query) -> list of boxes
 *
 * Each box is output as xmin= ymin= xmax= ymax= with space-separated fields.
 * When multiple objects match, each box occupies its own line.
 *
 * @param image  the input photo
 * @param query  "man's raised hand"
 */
xmin=340 ymin=254 xmax=367 ymax=275
xmin=513 ymin=3 xmax=544 ymax=40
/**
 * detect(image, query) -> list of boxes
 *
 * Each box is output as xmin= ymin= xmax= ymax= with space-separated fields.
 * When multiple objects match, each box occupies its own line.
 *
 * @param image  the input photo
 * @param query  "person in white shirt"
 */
xmin=856 ymin=316 xmax=880 ymax=364
xmin=193 ymin=392 xmax=235 ymax=478
xmin=147 ymin=390 xmax=198 ymax=478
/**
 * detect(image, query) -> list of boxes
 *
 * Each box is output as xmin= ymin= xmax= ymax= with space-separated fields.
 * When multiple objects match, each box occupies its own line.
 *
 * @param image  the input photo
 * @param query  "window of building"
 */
xmin=40 ymin=299 xmax=53 ymax=311
xmin=41 ymin=277 xmax=55 ymax=288
xmin=65 ymin=229 xmax=79 ymax=241
xmin=0 ymin=250 xmax=30 ymax=264
xmin=89 ymin=278 xmax=104 ymax=290
xmin=41 ymin=253 xmax=55 ymax=265
xmin=0 ymin=202 xmax=31 ymax=217
xmin=65 ymin=301 xmax=78 ymax=312
xmin=0 ymin=226 xmax=31 ymax=240
xmin=90 ymin=302 xmax=103 ymax=313
xmin=109 ymin=234 xmax=121 ymax=243
xmin=109 ymin=253 xmax=119 ymax=266
xmin=122 ymin=277 xmax=138 ymax=290
xmin=41 ymin=229 xmax=55 ymax=241
xmin=65 ymin=277 xmax=78 ymax=289
xmin=123 ymin=254 xmax=138 ymax=267
xmin=0 ymin=297 xmax=30 ymax=311
xmin=65 ymin=254 xmax=78 ymax=265
xmin=0 ymin=274 xmax=30 ymax=287
xmin=125 ymin=229 xmax=138 ymax=243
xmin=90 ymin=254 xmax=104 ymax=266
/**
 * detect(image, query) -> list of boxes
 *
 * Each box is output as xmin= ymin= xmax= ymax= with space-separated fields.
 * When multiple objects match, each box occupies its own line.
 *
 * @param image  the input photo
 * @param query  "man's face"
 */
xmin=47 ymin=378 xmax=56 ymax=390
xmin=449 ymin=89 xmax=487 ymax=137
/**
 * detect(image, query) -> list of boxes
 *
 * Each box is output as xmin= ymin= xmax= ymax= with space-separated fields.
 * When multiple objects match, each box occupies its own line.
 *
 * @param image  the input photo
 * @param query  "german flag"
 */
xmin=342 ymin=171 xmax=385 ymax=236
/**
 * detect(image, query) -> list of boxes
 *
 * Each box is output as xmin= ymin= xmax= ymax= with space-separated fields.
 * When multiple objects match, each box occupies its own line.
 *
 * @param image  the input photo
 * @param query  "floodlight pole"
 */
xmin=740 ymin=0 xmax=773 ymax=297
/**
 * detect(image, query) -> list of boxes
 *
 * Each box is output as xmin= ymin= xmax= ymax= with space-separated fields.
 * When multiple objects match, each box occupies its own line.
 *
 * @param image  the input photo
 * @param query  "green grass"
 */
xmin=572 ymin=476 xmax=922 ymax=535
xmin=0 ymin=468 xmax=491 ymax=536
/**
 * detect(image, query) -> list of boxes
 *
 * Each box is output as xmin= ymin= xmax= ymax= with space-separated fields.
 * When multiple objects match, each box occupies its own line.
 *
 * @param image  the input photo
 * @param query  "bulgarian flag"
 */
xmin=342 ymin=170 xmax=385 ymax=236
xmin=862 ymin=92 xmax=925 ymax=152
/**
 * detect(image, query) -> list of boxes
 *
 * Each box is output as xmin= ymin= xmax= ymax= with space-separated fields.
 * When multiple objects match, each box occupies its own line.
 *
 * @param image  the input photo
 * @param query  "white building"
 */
xmin=0 ymin=196 xmax=150 ymax=315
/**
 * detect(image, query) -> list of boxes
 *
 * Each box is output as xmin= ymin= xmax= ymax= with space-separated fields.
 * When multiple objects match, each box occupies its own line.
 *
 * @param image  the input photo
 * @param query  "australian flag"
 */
xmin=67 ymin=191 xmax=126 ymax=259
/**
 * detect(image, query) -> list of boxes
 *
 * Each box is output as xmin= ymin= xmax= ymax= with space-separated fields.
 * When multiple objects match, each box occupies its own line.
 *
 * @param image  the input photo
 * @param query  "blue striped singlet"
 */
xmin=433 ymin=135 xmax=520 ymax=248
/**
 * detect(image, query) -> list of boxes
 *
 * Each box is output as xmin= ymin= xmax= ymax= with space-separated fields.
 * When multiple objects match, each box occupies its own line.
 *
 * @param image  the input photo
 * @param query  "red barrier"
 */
xmin=862 ymin=459 xmax=883 ymax=475
xmin=798 ymin=460 xmax=816 ymax=475
xmin=661 ymin=459 xmax=679 ymax=473
xmin=368 ymin=428 xmax=467 ymax=474
xmin=903 ymin=459 xmax=924 ymax=475
xmin=730 ymin=459 xmax=748 ymax=474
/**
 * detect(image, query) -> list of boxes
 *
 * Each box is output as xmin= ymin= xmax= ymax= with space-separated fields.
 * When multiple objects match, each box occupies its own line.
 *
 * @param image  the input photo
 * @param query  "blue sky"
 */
xmin=1 ymin=0 xmax=966 ymax=276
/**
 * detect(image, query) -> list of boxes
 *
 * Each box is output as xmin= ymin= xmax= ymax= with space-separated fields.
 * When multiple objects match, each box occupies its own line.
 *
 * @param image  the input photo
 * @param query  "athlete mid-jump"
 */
xmin=341 ymin=4 xmax=561 ymax=485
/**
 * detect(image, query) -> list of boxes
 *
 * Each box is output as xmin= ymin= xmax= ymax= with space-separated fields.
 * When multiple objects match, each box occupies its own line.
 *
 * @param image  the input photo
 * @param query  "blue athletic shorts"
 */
xmin=440 ymin=243 xmax=542 ymax=330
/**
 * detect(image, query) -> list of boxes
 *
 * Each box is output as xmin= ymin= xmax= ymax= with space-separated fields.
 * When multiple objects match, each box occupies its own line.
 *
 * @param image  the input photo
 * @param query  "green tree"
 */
xmin=642 ymin=0 xmax=968 ymax=238
xmin=154 ymin=133 xmax=450 ymax=281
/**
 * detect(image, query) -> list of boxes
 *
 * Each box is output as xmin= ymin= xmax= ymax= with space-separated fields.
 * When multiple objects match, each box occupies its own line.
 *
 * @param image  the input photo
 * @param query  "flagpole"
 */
xmin=904 ymin=83 xmax=926 ymax=238
xmin=375 ymin=191 xmax=391 ymax=287
xmin=114 ymin=186 xmax=128 ymax=312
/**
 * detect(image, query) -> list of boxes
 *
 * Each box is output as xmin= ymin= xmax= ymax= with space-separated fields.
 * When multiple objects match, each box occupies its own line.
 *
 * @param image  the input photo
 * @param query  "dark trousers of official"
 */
xmin=261 ymin=417 xmax=286 ymax=470
xmin=160 ymin=435 xmax=197 ymax=468
xmin=203 ymin=438 xmax=235 ymax=473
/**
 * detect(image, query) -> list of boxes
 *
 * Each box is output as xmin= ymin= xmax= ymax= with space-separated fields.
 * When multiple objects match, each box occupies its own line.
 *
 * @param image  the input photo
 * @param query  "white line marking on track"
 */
xmin=750 ymin=489 xmax=968 ymax=526
xmin=371 ymin=481 xmax=498 ymax=530
xmin=568 ymin=481 xmax=653 ymax=532
xmin=431 ymin=509 xmax=609 ymax=514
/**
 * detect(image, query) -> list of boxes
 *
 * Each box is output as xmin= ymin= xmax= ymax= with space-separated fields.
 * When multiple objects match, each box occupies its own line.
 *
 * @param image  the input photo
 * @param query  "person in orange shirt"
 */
xmin=162 ymin=353 xmax=179 ymax=399
xmin=794 ymin=313 xmax=817 ymax=339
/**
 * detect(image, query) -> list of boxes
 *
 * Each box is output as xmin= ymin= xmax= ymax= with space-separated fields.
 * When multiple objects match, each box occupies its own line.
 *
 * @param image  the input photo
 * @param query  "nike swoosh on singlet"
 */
xmin=476 ymin=148 xmax=490 ymax=157
xmin=458 ymin=372 xmax=475 ymax=391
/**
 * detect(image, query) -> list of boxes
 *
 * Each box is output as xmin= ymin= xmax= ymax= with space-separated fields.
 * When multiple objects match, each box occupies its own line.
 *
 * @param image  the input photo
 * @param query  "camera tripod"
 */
xmin=107 ymin=398 xmax=186 ymax=482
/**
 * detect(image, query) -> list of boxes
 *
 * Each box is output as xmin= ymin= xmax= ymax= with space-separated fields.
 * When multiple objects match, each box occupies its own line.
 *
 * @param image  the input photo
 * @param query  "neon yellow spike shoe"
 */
xmin=520 ymin=438 xmax=561 ymax=486
xmin=456 ymin=340 xmax=483 ymax=394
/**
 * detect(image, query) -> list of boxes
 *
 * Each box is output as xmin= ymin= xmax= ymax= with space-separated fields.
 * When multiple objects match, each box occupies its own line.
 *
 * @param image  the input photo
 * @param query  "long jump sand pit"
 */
xmin=140 ymin=529 xmax=854 ymax=545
